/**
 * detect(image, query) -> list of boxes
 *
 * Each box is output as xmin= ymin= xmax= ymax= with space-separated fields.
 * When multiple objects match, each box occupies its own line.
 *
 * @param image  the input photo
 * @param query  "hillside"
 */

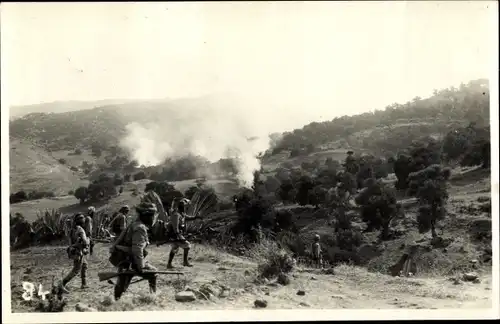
xmin=9 ymin=165 xmax=493 ymax=313
xmin=9 ymin=138 xmax=89 ymax=196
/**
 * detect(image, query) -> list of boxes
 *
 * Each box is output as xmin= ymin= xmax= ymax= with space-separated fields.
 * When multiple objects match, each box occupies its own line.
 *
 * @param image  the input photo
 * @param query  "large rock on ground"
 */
xmin=175 ymin=291 xmax=196 ymax=302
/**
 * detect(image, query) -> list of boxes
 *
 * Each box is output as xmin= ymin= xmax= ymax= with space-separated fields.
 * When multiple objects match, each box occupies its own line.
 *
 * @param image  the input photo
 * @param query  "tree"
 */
xmin=355 ymin=179 xmax=400 ymax=240
xmin=295 ymin=175 xmax=315 ymax=206
xmin=276 ymin=180 xmax=295 ymax=203
xmin=134 ymin=171 xmax=147 ymax=181
xmin=407 ymin=165 xmax=451 ymax=238
xmin=74 ymin=186 xmax=88 ymax=204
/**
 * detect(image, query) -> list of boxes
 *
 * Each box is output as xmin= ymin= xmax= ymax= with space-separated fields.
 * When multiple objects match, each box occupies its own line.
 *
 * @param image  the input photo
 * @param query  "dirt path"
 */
xmin=10 ymin=244 xmax=492 ymax=312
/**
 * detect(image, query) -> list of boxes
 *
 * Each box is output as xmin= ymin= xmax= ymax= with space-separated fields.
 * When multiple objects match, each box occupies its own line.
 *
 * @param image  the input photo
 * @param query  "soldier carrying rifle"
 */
xmin=108 ymin=202 xmax=159 ymax=301
xmin=59 ymin=213 xmax=90 ymax=293
xmin=166 ymin=198 xmax=200 ymax=269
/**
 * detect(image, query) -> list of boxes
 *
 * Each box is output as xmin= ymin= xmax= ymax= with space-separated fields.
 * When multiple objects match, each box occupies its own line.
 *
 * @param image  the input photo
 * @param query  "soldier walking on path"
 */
xmin=108 ymin=202 xmax=158 ymax=301
xmin=166 ymin=198 xmax=199 ymax=269
xmin=59 ymin=213 xmax=90 ymax=293
xmin=311 ymin=234 xmax=323 ymax=268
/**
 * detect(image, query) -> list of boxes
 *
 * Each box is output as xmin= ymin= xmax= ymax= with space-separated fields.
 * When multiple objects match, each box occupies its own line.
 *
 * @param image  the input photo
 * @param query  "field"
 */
xmin=9 ymin=163 xmax=494 ymax=312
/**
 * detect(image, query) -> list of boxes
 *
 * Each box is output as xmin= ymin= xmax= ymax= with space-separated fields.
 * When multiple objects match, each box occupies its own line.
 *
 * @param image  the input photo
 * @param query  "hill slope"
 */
xmin=9 ymin=138 xmax=89 ymax=196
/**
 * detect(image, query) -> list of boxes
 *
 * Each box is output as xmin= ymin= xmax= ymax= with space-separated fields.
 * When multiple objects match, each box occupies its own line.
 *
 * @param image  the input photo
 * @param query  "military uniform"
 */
xmin=61 ymin=215 xmax=90 ymax=291
xmin=109 ymin=205 xmax=130 ymax=238
xmin=166 ymin=198 xmax=197 ymax=269
xmin=111 ymin=203 xmax=157 ymax=300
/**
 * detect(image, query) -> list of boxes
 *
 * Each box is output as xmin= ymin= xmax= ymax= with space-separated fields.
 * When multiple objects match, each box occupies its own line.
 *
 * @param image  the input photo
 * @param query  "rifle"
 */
xmin=93 ymin=238 xmax=112 ymax=243
xmin=98 ymin=270 xmax=184 ymax=282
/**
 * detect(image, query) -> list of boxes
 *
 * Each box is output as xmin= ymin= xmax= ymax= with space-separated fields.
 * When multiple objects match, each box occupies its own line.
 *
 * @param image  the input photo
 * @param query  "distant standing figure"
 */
xmin=312 ymin=234 xmax=323 ymax=268
xmin=59 ymin=213 xmax=90 ymax=292
xmin=108 ymin=205 xmax=130 ymax=238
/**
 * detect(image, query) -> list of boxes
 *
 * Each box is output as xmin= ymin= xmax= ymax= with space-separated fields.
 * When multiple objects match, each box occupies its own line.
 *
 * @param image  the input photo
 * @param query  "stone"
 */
xmin=175 ymin=291 xmax=196 ymax=302
xmin=75 ymin=303 xmax=97 ymax=312
xmin=299 ymin=302 xmax=310 ymax=307
xmin=296 ymin=290 xmax=306 ymax=296
xmin=463 ymin=272 xmax=479 ymax=282
xmin=473 ymin=278 xmax=481 ymax=284
xmin=254 ymin=299 xmax=268 ymax=308
xmin=219 ymin=290 xmax=230 ymax=298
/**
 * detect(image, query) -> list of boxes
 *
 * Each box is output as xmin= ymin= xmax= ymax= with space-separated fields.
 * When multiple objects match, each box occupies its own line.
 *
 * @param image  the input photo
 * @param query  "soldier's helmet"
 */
xmin=135 ymin=202 xmax=158 ymax=227
xmin=314 ymin=234 xmax=320 ymax=241
xmin=87 ymin=206 xmax=96 ymax=214
xmin=74 ymin=213 xmax=86 ymax=226
xmin=120 ymin=205 xmax=131 ymax=213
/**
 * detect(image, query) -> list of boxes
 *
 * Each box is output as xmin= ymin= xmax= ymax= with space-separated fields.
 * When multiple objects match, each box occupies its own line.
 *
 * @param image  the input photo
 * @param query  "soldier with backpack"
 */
xmin=108 ymin=202 xmax=159 ymax=300
xmin=59 ymin=213 xmax=90 ymax=293
xmin=108 ymin=205 xmax=130 ymax=239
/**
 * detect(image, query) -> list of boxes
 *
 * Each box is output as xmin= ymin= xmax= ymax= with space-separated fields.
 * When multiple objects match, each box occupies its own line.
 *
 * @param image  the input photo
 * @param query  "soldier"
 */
xmin=110 ymin=202 xmax=158 ymax=301
xmin=311 ymin=234 xmax=323 ymax=268
xmin=166 ymin=198 xmax=199 ymax=269
xmin=85 ymin=207 xmax=95 ymax=256
xmin=108 ymin=205 xmax=130 ymax=238
xmin=59 ymin=213 xmax=90 ymax=292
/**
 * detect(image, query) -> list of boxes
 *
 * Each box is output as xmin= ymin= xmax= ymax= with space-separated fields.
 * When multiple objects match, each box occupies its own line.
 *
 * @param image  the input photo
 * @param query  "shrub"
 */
xmin=74 ymin=148 xmax=82 ymax=155
xmin=58 ymin=158 xmax=67 ymax=164
xmin=32 ymin=209 xmax=67 ymax=244
xmin=10 ymin=190 xmax=28 ymax=204
xmin=70 ymin=166 xmax=79 ymax=172
xmin=74 ymin=186 xmax=88 ymax=204
xmin=251 ymin=240 xmax=295 ymax=279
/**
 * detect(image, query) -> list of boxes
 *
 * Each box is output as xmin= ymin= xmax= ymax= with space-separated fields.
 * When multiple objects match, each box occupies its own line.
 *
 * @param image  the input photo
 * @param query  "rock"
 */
xmin=463 ymin=272 xmax=479 ymax=282
xmin=175 ymin=291 xmax=196 ymax=302
xmin=244 ymin=270 xmax=251 ymax=276
xmin=299 ymin=302 xmax=310 ymax=307
xmin=75 ymin=303 xmax=97 ymax=312
xmin=322 ymin=268 xmax=335 ymax=275
xmin=331 ymin=295 xmax=344 ymax=300
xmin=296 ymin=290 xmax=306 ymax=296
xmin=473 ymin=278 xmax=481 ymax=284
xmin=265 ymin=292 xmax=270 ymax=296
xmin=310 ymin=276 xmax=317 ymax=280
xmin=254 ymin=299 xmax=268 ymax=308
xmin=218 ymin=266 xmax=230 ymax=271
xmin=219 ymin=289 xmax=230 ymax=298
xmin=267 ymin=282 xmax=278 ymax=287
xmin=277 ymin=273 xmax=291 ymax=286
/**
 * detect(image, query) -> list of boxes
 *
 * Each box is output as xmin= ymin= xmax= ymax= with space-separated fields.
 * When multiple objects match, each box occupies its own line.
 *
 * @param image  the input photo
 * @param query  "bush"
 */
xmin=32 ymin=209 xmax=67 ymax=244
xmin=251 ymin=240 xmax=295 ymax=279
xmin=10 ymin=190 xmax=28 ymax=204
xmin=70 ymin=166 xmax=79 ymax=172
xmin=74 ymin=148 xmax=82 ymax=155
xmin=233 ymin=194 xmax=275 ymax=240
xmin=74 ymin=186 xmax=88 ymax=204
xmin=58 ymin=158 xmax=67 ymax=164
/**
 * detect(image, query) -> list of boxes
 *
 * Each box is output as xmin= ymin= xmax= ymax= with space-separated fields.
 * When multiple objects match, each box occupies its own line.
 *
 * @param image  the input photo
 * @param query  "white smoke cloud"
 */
xmin=119 ymin=95 xmax=274 ymax=187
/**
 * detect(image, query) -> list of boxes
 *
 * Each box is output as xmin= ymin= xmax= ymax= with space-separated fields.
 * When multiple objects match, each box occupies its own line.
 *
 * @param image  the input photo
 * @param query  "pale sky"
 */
xmin=1 ymin=1 xmax=497 ymax=121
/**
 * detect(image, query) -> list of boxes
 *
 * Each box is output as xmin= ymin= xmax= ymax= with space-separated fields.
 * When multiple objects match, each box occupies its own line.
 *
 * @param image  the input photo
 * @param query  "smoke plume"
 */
xmin=119 ymin=96 xmax=273 ymax=187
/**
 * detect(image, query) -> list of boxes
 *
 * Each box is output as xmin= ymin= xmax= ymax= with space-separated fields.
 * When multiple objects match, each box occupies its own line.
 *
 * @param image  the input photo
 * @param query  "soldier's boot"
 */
xmin=81 ymin=263 xmax=89 ymax=289
xmin=166 ymin=251 xmax=176 ymax=269
xmin=148 ymin=275 xmax=158 ymax=294
xmin=59 ymin=279 xmax=70 ymax=294
xmin=183 ymin=248 xmax=193 ymax=267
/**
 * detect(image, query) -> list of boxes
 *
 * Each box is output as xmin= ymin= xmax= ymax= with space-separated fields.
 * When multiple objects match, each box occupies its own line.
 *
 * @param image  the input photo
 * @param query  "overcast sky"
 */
xmin=1 ymin=1 xmax=496 ymax=122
